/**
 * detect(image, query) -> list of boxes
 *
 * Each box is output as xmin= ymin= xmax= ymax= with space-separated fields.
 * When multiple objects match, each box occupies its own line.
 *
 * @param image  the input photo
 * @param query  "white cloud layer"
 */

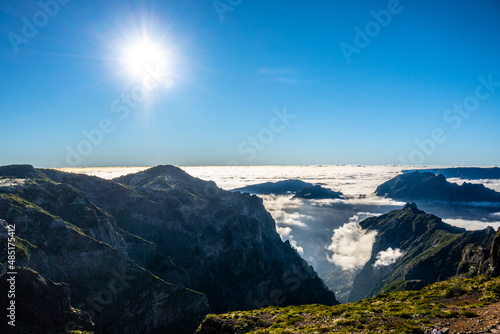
xmin=448 ymin=178 xmax=500 ymax=192
xmin=326 ymin=221 xmax=378 ymax=270
xmin=443 ymin=219 xmax=500 ymax=231
xmin=374 ymin=247 xmax=403 ymax=268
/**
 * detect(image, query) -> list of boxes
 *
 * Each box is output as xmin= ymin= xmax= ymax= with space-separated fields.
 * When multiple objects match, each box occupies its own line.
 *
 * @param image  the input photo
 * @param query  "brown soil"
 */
xmin=429 ymin=296 xmax=500 ymax=334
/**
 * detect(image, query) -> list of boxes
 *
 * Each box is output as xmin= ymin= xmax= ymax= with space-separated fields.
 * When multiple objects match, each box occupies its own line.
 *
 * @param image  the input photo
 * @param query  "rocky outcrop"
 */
xmin=376 ymin=171 xmax=500 ymax=202
xmin=0 ymin=164 xmax=337 ymax=332
xmin=347 ymin=203 xmax=496 ymax=302
xmin=457 ymin=244 xmax=491 ymax=276
xmin=0 ymin=267 xmax=94 ymax=333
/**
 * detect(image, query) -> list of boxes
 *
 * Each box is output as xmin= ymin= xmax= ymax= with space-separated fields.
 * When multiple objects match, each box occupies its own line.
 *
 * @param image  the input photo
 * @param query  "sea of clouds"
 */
xmin=61 ymin=165 xmax=500 ymax=276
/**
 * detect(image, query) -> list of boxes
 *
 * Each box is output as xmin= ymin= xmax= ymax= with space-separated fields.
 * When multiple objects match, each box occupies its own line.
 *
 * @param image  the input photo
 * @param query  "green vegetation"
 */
xmin=198 ymin=275 xmax=500 ymax=333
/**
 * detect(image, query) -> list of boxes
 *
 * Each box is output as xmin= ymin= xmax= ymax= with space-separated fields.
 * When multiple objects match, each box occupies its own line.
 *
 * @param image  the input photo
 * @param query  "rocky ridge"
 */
xmin=0 ymin=164 xmax=337 ymax=332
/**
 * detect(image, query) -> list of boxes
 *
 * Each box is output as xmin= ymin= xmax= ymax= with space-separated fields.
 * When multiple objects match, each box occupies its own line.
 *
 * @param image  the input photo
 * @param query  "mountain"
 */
xmin=0 ymin=267 xmax=94 ymax=333
xmin=404 ymin=167 xmax=500 ymax=180
xmin=375 ymin=171 xmax=500 ymax=202
xmin=0 ymin=165 xmax=210 ymax=334
xmin=347 ymin=203 xmax=496 ymax=302
xmin=0 ymin=164 xmax=337 ymax=332
xmin=232 ymin=179 xmax=314 ymax=195
xmin=293 ymin=185 xmax=344 ymax=200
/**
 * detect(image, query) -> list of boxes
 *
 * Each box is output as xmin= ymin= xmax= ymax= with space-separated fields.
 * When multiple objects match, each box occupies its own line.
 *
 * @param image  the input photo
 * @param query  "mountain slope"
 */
xmin=0 ymin=267 xmax=94 ymax=334
xmin=347 ymin=203 xmax=496 ymax=302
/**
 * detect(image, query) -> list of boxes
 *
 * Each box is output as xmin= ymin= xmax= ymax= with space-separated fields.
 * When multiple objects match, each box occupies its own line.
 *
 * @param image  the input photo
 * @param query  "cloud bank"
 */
xmin=326 ymin=221 xmax=378 ymax=270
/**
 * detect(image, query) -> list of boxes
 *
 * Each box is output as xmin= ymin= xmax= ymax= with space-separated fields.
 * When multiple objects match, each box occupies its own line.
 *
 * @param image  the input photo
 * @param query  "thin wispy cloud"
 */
xmin=258 ymin=67 xmax=307 ymax=85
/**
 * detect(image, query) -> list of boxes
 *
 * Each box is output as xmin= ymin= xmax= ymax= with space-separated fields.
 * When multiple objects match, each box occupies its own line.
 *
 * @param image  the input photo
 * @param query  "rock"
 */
xmin=491 ymin=228 xmax=500 ymax=277
xmin=457 ymin=243 xmax=491 ymax=276
xmin=0 ymin=267 xmax=93 ymax=333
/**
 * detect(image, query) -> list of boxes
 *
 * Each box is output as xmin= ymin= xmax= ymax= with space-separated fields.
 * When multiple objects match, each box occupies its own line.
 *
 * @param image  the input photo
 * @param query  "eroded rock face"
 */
xmin=491 ymin=228 xmax=500 ymax=277
xmin=457 ymin=243 xmax=491 ymax=276
xmin=0 ymin=267 xmax=93 ymax=333
xmin=0 ymin=165 xmax=337 ymax=332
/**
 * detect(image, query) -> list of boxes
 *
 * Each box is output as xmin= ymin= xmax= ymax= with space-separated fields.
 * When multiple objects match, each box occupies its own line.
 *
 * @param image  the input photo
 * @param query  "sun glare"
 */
xmin=122 ymin=38 xmax=168 ymax=79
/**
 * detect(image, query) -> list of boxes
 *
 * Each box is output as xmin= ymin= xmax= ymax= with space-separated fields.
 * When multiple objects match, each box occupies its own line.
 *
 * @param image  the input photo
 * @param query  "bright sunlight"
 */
xmin=121 ymin=38 xmax=168 ymax=79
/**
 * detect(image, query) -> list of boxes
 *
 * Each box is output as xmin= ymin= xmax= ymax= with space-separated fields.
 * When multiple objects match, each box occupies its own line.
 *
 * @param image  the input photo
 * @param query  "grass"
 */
xmin=197 ymin=275 xmax=500 ymax=333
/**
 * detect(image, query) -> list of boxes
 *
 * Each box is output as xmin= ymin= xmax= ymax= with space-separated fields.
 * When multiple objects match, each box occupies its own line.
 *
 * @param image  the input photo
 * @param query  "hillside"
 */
xmin=196 ymin=274 xmax=500 ymax=333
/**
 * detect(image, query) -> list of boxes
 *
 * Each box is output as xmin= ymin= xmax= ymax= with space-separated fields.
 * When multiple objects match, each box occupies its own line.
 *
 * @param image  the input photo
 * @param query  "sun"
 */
xmin=121 ymin=38 xmax=168 ymax=79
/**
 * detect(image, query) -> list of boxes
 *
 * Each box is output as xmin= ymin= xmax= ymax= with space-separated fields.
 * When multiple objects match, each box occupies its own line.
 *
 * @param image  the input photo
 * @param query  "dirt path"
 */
xmin=430 ymin=301 xmax=500 ymax=334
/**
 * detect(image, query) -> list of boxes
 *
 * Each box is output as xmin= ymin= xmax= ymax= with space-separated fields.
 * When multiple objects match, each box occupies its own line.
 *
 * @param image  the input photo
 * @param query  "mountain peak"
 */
xmin=403 ymin=202 xmax=419 ymax=211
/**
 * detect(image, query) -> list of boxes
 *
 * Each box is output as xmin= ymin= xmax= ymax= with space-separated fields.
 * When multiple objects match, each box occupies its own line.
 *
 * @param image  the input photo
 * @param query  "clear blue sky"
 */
xmin=1 ymin=0 xmax=499 ymax=167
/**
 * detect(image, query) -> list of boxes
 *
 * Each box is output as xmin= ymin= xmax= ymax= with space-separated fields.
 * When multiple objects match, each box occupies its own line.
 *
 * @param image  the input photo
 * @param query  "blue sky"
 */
xmin=1 ymin=0 xmax=499 ymax=167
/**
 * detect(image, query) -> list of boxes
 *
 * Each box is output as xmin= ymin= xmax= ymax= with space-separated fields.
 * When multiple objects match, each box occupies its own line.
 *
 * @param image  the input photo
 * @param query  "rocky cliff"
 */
xmin=0 ymin=267 xmax=94 ymax=333
xmin=491 ymin=228 xmax=500 ymax=276
xmin=0 ymin=164 xmax=337 ymax=332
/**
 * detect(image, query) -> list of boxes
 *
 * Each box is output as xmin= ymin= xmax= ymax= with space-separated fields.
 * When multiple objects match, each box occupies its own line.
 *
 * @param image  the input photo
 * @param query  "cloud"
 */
xmin=349 ymin=212 xmax=382 ymax=223
xmin=281 ymin=212 xmax=313 ymax=227
xmin=259 ymin=194 xmax=313 ymax=228
xmin=276 ymin=226 xmax=304 ymax=254
xmin=290 ymin=239 xmax=304 ymax=255
xmin=326 ymin=221 xmax=378 ymax=270
xmin=443 ymin=219 xmax=500 ymax=231
xmin=448 ymin=178 xmax=500 ymax=192
xmin=373 ymin=248 xmax=403 ymax=268
xmin=276 ymin=226 xmax=292 ymax=239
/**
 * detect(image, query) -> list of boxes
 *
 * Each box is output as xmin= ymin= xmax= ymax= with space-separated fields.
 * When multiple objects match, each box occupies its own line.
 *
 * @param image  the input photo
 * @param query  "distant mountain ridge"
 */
xmin=376 ymin=171 xmax=500 ymax=202
xmin=404 ymin=167 xmax=500 ymax=180
xmin=232 ymin=179 xmax=344 ymax=199
xmin=0 ymin=165 xmax=337 ymax=333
